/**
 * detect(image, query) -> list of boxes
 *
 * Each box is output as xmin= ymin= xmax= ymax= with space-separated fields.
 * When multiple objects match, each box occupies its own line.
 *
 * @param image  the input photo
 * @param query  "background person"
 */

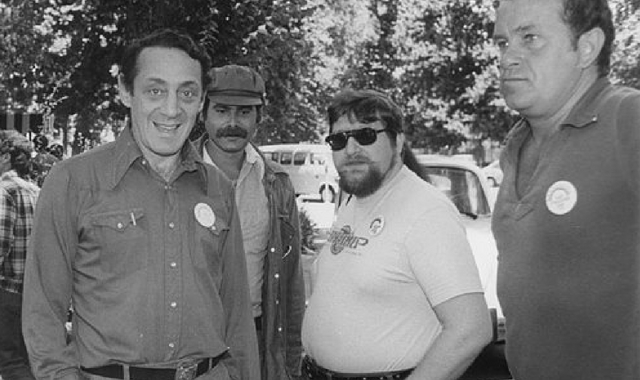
xmin=30 ymin=134 xmax=59 ymax=187
xmin=0 ymin=130 xmax=39 ymax=380
xmin=302 ymin=89 xmax=492 ymax=380
xmin=22 ymin=29 xmax=259 ymax=380
xmin=492 ymin=0 xmax=640 ymax=379
xmin=195 ymin=64 xmax=305 ymax=380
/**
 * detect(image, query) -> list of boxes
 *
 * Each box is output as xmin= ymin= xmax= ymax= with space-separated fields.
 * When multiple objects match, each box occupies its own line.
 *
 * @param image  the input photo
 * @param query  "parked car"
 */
xmin=416 ymin=154 xmax=505 ymax=342
xmin=260 ymin=143 xmax=339 ymax=202
xmin=482 ymin=160 xmax=503 ymax=187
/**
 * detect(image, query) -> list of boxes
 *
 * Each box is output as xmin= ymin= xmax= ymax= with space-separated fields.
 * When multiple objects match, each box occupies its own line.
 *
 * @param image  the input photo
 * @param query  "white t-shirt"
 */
xmin=302 ymin=166 xmax=483 ymax=372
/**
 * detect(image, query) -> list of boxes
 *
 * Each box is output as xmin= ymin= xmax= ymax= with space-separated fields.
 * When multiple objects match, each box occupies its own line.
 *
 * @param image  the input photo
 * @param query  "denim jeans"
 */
xmin=0 ymin=288 xmax=35 ymax=380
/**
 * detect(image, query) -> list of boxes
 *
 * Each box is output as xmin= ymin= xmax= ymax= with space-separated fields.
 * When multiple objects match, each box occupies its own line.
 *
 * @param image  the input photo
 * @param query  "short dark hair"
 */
xmin=562 ymin=0 xmax=615 ymax=77
xmin=327 ymin=89 xmax=404 ymax=138
xmin=119 ymin=28 xmax=212 ymax=93
xmin=493 ymin=0 xmax=615 ymax=77
xmin=0 ymin=130 xmax=34 ymax=178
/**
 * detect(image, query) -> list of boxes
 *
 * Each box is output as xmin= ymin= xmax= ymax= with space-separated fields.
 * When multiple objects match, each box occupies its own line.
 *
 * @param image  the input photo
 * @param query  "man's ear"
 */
xmin=117 ymin=74 xmax=132 ymax=108
xmin=577 ymin=27 xmax=605 ymax=69
xmin=396 ymin=132 xmax=405 ymax=150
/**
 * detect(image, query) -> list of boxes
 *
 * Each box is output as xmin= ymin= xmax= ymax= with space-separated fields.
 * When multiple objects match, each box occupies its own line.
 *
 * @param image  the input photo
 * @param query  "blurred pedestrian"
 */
xmin=492 ymin=0 xmax=640 ymax=379
xmin=30 ymin=134 xmax=59 ymax=187
xmin=195 ymin=64 xmax=305 ymax=380
xmin=22 ymin=29 xmax=259 ymax=380
xmin=302 ymin=89 xmax=491 ymax=380
xmin=0 ymin=130 xmax=39 ymax=380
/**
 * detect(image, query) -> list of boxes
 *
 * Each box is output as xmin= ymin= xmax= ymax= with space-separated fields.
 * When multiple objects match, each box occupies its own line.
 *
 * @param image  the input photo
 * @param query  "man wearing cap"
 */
xmin=195 ymin=65 xmax=305 ymax=380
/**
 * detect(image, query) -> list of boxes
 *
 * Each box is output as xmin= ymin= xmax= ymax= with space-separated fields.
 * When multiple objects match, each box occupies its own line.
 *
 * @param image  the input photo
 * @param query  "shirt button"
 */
xmin=275 ymin=300 xmax=280 ymax=305
xmin=168 ymin=342 xmax=175 ymax=348
xmin=141 ymin=159 xmax=147 ymax=165
xmin=277 ymin=327 xmax=282 ymax=332
xmin=274 ymin=273 xmax=280 ymax=279
xmin=169 ymin=222 xmax=175 ymax=229
xmin=117 ymin=222 xmax=124 ymax=229
xmin=170 ymin=302 xmax=177 ymax=308
xmin=270 ymin=247 xmax=276 ymax=253
xmin=170 ymin=262 xmax=177 ymax=268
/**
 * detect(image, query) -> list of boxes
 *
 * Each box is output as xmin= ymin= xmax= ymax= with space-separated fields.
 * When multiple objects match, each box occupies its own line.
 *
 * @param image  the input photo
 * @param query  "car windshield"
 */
xmin=423 ymin=166 xmax=491 ymax=217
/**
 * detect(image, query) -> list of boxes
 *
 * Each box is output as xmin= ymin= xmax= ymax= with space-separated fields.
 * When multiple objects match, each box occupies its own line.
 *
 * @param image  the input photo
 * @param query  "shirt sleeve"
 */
xmin=0 ymin=188 xmax=16 ymax=267
xmin=615 ymin=91 xmax=640 ymax=197
xmin=403 ymin=203 xmax=484 ymax=307
xmin=282 ymin=183 xmax=305 ymax=377
xmin=218 ymin=194 xmax=260 ymax=380
xmin=22 ymin=165 xmax=80 ymax=380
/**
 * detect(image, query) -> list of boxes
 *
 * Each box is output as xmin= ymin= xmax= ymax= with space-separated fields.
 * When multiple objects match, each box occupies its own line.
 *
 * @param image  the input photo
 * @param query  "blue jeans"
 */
xmin=0 ymin=288 xmax=35 ymax=380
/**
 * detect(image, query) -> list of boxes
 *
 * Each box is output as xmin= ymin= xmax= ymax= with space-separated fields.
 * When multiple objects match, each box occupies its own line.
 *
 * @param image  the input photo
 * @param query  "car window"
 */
xmin=310 ymin=153 xmax=327 ymax=166
xmin=293 ymin=151 xmax=307 ymax=166
xmin=280 ymin=151 xmax=292 ymax=165
xmin=423 ymin=166 xmax=491 ymax=216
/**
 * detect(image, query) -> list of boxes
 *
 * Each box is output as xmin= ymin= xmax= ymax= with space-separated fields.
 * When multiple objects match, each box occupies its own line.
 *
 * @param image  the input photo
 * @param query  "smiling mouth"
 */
xmin=153 ymin=122 xmax=181 ymax=131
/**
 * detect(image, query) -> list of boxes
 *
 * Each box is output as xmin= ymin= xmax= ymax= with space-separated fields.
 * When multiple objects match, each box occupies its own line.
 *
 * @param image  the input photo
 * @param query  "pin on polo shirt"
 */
xmin=545 ymin=180 xmax=578 ymax=215
xmin=194 ymin=202 xmax=216 ymax=231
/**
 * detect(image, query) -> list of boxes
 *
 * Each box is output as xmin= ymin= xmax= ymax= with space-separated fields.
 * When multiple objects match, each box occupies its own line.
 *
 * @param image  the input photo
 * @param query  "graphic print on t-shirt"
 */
xmin=328 ymin=225 xmax=369 ymax=255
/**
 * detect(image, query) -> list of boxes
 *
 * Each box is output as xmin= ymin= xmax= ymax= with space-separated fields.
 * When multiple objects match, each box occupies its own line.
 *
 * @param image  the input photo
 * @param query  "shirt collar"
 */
xmin=562 ymin=77 xmax=610 ymax=129
xmin=110 ymin=125 xmax=206 ymax=190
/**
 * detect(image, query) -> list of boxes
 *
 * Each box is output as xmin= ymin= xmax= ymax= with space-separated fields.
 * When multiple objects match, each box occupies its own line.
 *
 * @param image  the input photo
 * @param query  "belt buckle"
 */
xmin=175 ymin=358 xmax=199 ymax=380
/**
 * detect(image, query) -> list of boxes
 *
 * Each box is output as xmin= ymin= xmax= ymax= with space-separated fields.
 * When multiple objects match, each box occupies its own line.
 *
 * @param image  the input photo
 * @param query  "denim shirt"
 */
xmin=23 ymin=127 xmax=259 ymax=380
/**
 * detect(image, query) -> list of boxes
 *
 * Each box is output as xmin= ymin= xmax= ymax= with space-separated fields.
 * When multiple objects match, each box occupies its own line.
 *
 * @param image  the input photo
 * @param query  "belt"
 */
xmin=81 ymin=356 xmax=221 ymax=380
xmin=302 ymin=356 xmax=414 ymax=380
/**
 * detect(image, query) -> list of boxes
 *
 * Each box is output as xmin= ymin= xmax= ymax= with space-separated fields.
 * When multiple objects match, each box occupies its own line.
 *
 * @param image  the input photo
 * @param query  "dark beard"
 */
xmin=338 ymin=165 xmax=384 ymax=198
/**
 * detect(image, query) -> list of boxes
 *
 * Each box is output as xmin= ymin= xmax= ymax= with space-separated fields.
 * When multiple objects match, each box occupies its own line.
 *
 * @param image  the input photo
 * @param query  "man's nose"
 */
xmin=162 ymin=92 xmax=180 ymax=117
xmin=499 ymin=44 xmax=521 ymax=72
xmin=344 ymin=135 xmax=361 ymax=155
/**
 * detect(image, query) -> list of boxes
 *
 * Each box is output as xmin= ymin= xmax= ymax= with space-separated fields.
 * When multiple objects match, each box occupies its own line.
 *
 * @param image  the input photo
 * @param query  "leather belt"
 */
xmin=303 ymin=356 xmax=414 ymax=380
xmin=81 ymin=356 xmax=221 ymax=380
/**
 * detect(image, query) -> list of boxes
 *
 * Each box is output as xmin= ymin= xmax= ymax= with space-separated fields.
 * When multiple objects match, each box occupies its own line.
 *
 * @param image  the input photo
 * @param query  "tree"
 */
xmin=306 ymin=0 xmax=514 ymax=153
xmin=1 ymin=0 xmax=320 ymax=149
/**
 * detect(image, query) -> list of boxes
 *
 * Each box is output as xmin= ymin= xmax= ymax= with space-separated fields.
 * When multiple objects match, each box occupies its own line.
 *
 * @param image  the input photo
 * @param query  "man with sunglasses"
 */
xmin=194 ymin=65 xmax=305 ymax=380
xmin=301 ymin=89 xmax=491 ymax=380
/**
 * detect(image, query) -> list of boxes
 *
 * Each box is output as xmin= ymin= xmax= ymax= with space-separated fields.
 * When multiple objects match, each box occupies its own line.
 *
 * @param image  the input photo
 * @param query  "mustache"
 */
xmin=215 ymin=126 xmax=248 ymax=138
xmin=343 ymin=155 xmax=371 ymax=165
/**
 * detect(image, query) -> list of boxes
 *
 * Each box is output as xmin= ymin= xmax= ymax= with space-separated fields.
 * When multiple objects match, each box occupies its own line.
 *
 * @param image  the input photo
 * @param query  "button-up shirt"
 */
xmin=0 ymin=170 xmax=39 ymax=293
xmin=203 ymin=143 xmax=270 ymax=317
xmin=22 ymin=127 xmax=259 ymax=380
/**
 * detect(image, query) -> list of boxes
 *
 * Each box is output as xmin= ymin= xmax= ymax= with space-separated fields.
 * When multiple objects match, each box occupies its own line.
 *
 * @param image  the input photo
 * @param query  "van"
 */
xmin=259 ymin=144 xmax=339 ymax=202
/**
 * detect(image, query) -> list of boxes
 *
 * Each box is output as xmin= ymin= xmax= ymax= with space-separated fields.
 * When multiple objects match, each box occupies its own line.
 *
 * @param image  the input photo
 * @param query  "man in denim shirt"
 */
xmin=22 ymin=30 xmax=259 ymax=380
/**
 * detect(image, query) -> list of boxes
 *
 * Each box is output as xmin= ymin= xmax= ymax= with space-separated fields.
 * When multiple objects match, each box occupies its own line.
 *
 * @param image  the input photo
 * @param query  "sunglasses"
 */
xmin=325 ymin=128 xmax=387 ymax=151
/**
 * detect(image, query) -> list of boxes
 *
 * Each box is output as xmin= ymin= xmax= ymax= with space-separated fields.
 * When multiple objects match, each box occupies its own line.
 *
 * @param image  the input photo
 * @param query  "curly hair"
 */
xmin=0 ymin=130 xmax=34 ymax=178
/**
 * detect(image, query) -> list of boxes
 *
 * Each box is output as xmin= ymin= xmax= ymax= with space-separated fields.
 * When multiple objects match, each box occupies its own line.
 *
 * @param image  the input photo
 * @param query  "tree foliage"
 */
xmin=1 ymin=0 xmax=639 ymax=154
xmin=1 ymin=0 xmax=320 ymax=148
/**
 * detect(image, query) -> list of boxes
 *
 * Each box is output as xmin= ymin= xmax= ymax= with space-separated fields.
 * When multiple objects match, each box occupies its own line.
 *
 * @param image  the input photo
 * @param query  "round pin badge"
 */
xmin=369 ymin=216 xmax=385 ymax=236
xmin=194 ymin=203 xmax=216 ymax=230
xmin=545 ymin=180 xmax=578 ymax=215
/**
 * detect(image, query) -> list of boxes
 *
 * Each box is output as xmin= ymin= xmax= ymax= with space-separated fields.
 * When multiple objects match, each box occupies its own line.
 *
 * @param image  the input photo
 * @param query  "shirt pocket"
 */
xmin=90 ymin=208 xmax=146 ymax=275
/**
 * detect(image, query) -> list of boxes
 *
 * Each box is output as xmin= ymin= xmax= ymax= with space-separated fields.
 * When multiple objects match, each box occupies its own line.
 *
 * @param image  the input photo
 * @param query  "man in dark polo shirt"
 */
xmin=492 ymin=0 xmax=640 ymax=379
